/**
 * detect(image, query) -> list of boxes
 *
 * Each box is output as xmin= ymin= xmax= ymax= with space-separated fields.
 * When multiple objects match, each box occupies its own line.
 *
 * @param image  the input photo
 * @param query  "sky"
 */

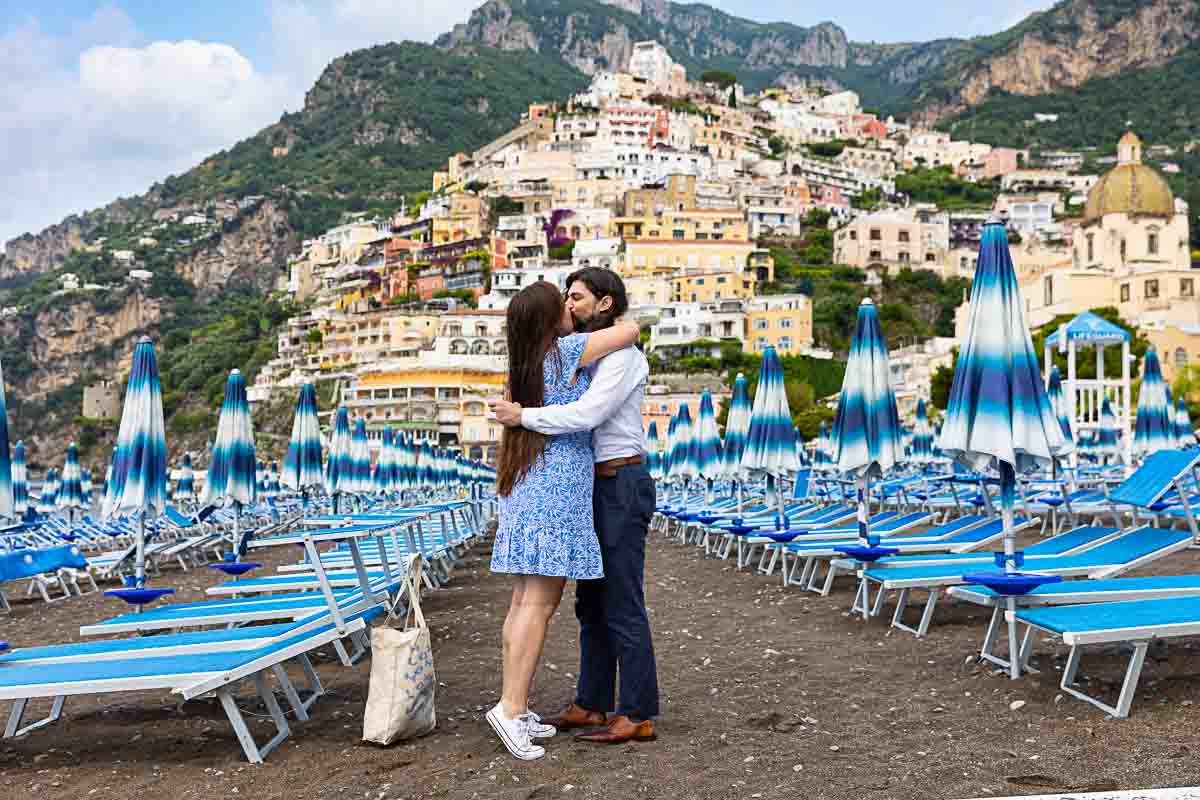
xmin=0 ymin=0 xmax=1056 ymax=246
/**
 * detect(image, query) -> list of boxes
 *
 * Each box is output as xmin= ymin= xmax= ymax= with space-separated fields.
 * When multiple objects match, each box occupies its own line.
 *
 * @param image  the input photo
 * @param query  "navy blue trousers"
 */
xmin=574 ymin=462 xmax=659 ymax=721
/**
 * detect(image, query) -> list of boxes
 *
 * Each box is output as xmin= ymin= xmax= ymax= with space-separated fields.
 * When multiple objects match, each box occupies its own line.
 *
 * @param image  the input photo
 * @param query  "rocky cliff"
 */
xmin=916 ymin=0 xmax=1200 ymax=120
xmin=174 ymin=200 xmax=295 ymax=297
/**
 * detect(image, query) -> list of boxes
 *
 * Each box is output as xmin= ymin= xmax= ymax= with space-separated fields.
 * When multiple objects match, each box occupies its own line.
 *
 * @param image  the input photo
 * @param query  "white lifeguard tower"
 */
xmin=1044 ymin=312 xmax=1133 ymax=466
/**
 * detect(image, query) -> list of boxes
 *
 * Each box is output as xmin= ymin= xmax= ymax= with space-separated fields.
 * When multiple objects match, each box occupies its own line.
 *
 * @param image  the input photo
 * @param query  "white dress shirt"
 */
xmin=520 ymin=346 xmax=648 ymax=463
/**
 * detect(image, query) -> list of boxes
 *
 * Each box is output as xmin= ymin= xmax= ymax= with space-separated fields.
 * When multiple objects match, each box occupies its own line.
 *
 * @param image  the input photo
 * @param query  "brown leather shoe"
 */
xmin=539 ymin=703 xmax=606 ymax=730
xmin=574 ymin=715 xmax=656 ymax=744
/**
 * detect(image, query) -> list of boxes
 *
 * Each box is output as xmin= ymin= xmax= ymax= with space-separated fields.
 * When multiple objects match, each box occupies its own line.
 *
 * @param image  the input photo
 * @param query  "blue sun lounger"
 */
xmin=1011 ymin=595 xmax=1200 ymax=717
xmin=950 ymin=575 xmax=1200 ymax=674
xmin=0 ymin=611 xmax=373 ymax=762
xmin=854 ymin=525 xmax=1191 ymax=637
xmin=758 ymin=511 xmax=935 ymax=578
xmin=789 ymin=514 xmax=997 ymax=594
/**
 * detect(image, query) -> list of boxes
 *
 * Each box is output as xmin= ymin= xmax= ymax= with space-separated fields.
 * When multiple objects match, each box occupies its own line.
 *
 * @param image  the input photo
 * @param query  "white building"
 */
xmin=649 ymin=300 xmax=746 ymax=351
xmin=111 ymin=249 xmax=135 ymax=265
xmin=626 ymin=41 xmax=685 ymax=94
xmin=572 ymin=237 xmax=623 ymax=271
xmin=576 ymin=144 xmax=714 ymax=187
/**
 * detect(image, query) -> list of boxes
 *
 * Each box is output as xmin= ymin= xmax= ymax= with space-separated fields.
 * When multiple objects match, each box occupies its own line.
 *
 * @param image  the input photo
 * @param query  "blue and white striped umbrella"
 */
xmin=1134 ymin=349 xmax=1174 ymax=458
xmin=377 ymin=428 xmax=395 ymax=494
xmin=255 ymin=460 xmax=266 ymax=496
xmin=81 ymin=468 xmax=94 ymax=505
xmin=104 ymin=338 xmax=168 ymax=522
xmin=911 ymin=399 xmax=933 ymax=465
xmin=202 ymin=369 xmax=257 ymax=508
xmin=350 ymin=418 xmax=371 ymax=495
xmin=695 ymin=392 xmax=723 ymax=481
xmin=833 ymin=298 xmax=903 ymax=480
xmin=58 ymin=441 xmax=84 ymax=510
xmin=1045 ymin=365 xmax=1074 ymax=447
xmin=418 ymin=440 xmax=436 ymax=490
xmin=104 ymin=337 xmax=169 ymax=588
xmin=1094 ymin=395 xmax=1120 ymax=463
xmin=0 ymin=358 xmax=12 ymax=519
xmin=831 ymin=297 xmax=903 ymax=549
xmin=283 ymin=382 xmax=324 ymax=491
xmin=393 ymin=431 xmax=411 ymax=492
xmin=11 ymin=441 xmax=26 ymax=516
xmin=668 ymin=404 xmax=698 ymax=487
xmin=742 ymin=346 xmax=799 ymax=476
xmin=815 ymin=420 xmax=830 ymax=468
xmin=326 ymin=406 xmax=353 ymax=499
xmin=175 ymin=453 xmax=195 ymax=501
xmin=938 ymin=220 xmax=1070 ymax=676
xmin=1177 ymin=397 xmax=1194 ymax=448
xmin=794 ymin=427 xmax=809 ymax=467
xmin=645 ymin=421 xmax=662 ymax=481
xmin=721 ymin=373 xmax=752 ymax=479
xmin=40 ymin=468 xmax=59 ymax=510
xmin=661 ymin=412 xmax=677 ymax=480
xmin=741 ymin=346 xmax=799 ymax=512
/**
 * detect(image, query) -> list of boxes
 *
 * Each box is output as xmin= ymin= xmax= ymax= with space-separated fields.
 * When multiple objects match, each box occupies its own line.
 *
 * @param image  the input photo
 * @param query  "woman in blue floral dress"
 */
xmin=486 ymin=281 xmax=640 ymax=760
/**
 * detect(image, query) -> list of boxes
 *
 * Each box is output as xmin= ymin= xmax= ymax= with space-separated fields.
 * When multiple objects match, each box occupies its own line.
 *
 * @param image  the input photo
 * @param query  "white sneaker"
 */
xmin=486 ymin=704 xmax=546 ymax=761
xmin=525 ymin=711 xmax=557 ymax=739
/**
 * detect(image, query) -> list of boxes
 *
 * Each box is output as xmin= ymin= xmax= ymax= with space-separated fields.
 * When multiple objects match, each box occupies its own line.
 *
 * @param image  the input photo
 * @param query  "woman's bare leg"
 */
xmin=501 ymin=575 xmax=566 ymax=718
xmin=500 ymin=578 xmax=526 ymax=716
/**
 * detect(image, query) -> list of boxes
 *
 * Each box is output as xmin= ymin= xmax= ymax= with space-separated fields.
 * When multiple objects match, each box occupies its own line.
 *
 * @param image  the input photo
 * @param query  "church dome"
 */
xmin=1084 ymin=132 xmax=1175 ymax=221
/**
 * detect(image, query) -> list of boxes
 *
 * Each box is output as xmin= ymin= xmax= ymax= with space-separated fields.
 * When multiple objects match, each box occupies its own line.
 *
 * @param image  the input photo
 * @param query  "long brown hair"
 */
xmin=496 ymin=281 xmax=566 ymax=496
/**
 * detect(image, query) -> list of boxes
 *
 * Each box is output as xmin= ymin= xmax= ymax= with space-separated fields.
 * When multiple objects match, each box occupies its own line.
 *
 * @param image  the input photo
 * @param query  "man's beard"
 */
xmin=573 ymin=310 xmax=613 ymax=333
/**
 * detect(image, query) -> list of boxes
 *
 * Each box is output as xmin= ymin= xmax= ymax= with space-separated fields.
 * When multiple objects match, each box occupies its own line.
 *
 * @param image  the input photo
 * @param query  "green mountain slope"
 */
xmin=150 ymin=42 xmax=588 ymax=236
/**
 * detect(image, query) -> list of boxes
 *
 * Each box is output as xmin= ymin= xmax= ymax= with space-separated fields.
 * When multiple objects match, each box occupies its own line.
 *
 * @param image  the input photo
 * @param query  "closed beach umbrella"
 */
xmin=59 ymin=441 xmax=84 ymax=512
xmin=694 ymin=391 xmax=723 ymax=503
xmin=741 ymin=346 xmax=799 ymax=513
xmin=1177 ymin=397 xmax=1194 ymax=449
xmin=912 ymin=399 xmax=933 ymax=466
xmin=1046 ymin=365 xmax=1074 ymax=447
xmin=377 ymin=428 xmax=395 ymax=494
xmin=721 ymin=373 xmax=752 ymax=480
xmin=1094 ymin=395 xmax=1121 ymax=464
xmin=938 ymin=220 xmax=1071 ymax=678
xmin=1134 ymin=348 xmax=1174 ymax=457
xmin=645 ymin=421 xmax=662 ymax=481
xmin=103 ymin=337 xmax=168 ymax=589
xmin=81 ymin=468 xmax=94 ymax=505
xmin=326 ymin=406 xmax=353 ymax=505
xmin=661 ymin=411 xmax=677 ymax=481
xmin=175 ymin=453 xmax=195 ymax=502
xmin=41 ymin=469 xmax=60 ymax=511
xmin=350 ymin=419 xmax=371 ymax=495
xmin=815 ymin=420 xmax=829 ymax=468
xmin=203 ymin=369 xmax=257 ymax=510
xmin=11 ymin=442 xmax=26 ymax=517
xmin=831 ymin=297 xmax=904 ymax=552
xmin=283 ymin=382 xmax=324 ymax=492
xmin=668 ymin=403 xmax=698 ymax=506
xmin=0 ymin=358 xmax=12 ymax=520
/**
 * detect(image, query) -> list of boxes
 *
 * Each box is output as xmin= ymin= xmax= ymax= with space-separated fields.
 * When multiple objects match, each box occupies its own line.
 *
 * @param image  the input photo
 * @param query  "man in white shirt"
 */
xmin=489 ymin=268 xmax=659 ymax=744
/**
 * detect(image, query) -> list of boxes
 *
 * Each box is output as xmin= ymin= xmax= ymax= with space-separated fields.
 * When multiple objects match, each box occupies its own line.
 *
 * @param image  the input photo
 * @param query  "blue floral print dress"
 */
xmin=491 ymin=332 xmax=603 ymax=580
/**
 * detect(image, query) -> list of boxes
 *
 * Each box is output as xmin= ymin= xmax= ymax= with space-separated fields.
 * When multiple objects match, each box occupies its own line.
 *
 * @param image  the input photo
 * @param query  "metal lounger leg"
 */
xmin=1059 ymin=642 xmax=1148 ymax=719
xmin=4 ymin=695 xmax=66 ymax=738
xmin=271 ymin=663 xmax=309 ymax=721
xmin=818 ymin=561 xmax=841 ymax=596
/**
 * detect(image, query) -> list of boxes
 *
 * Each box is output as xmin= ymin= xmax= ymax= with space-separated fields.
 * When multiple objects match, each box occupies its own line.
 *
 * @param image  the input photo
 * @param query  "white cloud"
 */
xmin=0 ymin=0 xmax=483 ymax=245
xmin=265 ymin=0 xmax=480 ymax=97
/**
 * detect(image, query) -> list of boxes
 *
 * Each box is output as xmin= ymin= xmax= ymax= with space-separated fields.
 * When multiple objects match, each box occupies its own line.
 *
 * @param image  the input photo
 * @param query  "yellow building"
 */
xmin=670 ymin=270 xmax=755 ymax=303
xmin=745 ymin=294 xmax=814 ymax=354
xmin=614 ymin=208 xmax=749 ymax=241
xmin=1142 ymin=323 xmax=1200 ymax=385
xmin=431 ymin=193 xmax=488 ymax=245
xmin=345 ymin=365 xmax=506 ymax=460
xmin=624 ymin=273 xmax=672 ymax=307
xmin=623 ymin=238 xmax=757 ymax=277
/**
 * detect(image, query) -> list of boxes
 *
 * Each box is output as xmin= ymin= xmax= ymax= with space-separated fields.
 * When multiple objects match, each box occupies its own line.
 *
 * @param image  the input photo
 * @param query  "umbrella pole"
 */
xmin=234 ymin=501 xmax=241 ymax=562
xmin=135 ymin=511 xmax=146 ymax=591
xmin=999 ymin=461 xmax=1021 ymax=680
xmin=857 ymin=475 xmax=871 ymax=547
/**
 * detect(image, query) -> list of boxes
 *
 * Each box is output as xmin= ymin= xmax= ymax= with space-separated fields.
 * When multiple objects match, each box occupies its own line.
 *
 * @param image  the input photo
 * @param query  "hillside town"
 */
xmin=197 ymin=40 xmax=1197 ymax=464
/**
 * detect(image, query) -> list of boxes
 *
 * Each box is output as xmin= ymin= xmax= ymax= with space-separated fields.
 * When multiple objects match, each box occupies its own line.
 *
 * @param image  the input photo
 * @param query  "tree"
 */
xmin=728 ymin=87 xmax=737 ymax=108
xmin=700 ymin=69 xmax=738 ymax=88
xmin=767 ymin=135 xmax=787 ymax=158
xmin=930 ymin=363 xmax=956 ymax=410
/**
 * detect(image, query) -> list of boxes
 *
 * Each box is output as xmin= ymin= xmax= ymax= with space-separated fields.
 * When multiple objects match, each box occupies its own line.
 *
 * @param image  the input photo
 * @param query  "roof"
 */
xmin=1084 ymin=135 xmax=1174 ymax=221
xmin=1045 ymin=311 xmax=1130 ymax=346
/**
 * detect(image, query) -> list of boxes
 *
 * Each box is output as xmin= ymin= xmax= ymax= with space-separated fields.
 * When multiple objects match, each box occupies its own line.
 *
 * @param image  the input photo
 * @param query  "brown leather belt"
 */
xmin=596 ymin=455 xmax=642 ymax=478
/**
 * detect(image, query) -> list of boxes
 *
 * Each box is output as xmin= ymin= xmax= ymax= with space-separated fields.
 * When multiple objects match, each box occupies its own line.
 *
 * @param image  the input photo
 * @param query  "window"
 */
xmin=696 ymin=232 xmax=708 ymax=240
xmin=1086 ymin=233 xmax=1095 ymax=262
xmin=1145 ymin=279 xmax=1159 ymax=299
xmin=780 ymin=318 xmax=793 ymax=329
xmin=1120 ymin=239 xmax=1127 ymax=262
xmin=1120 ymin=283 xmax=1131 ymax=302
xmin=717 ymin=276 xmax=727 ymax=284
xmin=755 ymin=337 xmax=768 ymax=350
xmin=1183 ymin=278 xmax=1194 ymax=297
xmin=849 ymin=230 xmax=857 ymax=241
xmin=869 ymin=250 xmax=882 ymax=261
xmin=778 ymin=336 xmax=793 ymax=351
xmin=1148 ymin=231 xmax=1159 ymax=256
xmin=753 ymin=319 xmax=769 ymax=331
xmin=869 ymin=228 xmax=881 ymax=241
xmin=1043 ymin=276 xmax=1053 ymax=307
xmin=898 ymin=252 xmax=910 ymax=263
xmin=672 ymin=230 xmax=685 ymax=240
xmin=925 ymin=253 xmax=936 ymax=262
xmin=898 ymin=230 xmax=910 ymax=243
xmin=695 ymin=278 xmax=705 ymax=285
xmin=1177 ymin=348 xmax=1189 ymax=369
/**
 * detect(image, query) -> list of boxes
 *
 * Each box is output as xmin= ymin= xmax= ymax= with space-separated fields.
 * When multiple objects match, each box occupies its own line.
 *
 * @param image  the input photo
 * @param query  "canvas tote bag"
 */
xmin=362 ymin=556 xmax=436 ymax=744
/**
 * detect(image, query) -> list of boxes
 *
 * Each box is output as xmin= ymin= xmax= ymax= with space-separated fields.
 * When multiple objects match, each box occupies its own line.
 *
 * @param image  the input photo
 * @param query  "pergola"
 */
xmin=1044 ymin=311 xmax=1132 ymax=466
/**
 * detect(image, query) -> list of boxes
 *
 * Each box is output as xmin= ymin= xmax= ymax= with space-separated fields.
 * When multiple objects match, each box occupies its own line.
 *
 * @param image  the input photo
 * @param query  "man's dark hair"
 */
xmin=565 ymin=267 xmax=628 ymax=331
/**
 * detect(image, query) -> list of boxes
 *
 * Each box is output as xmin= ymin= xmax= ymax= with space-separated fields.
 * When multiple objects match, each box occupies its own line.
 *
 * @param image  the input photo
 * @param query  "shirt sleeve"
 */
xmin=521 ymin=348 xmax=646 ymax=436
